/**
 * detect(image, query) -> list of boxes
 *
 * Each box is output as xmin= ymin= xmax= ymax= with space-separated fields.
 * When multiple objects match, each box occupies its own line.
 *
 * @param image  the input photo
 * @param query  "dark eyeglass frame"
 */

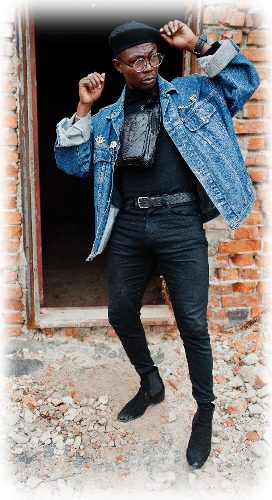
xmin=121 ymin=52 xmax=165 ymax=73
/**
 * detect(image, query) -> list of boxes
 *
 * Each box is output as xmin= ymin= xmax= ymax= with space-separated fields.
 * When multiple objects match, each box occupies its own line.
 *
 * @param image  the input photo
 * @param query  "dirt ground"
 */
xmin=1 ymin=318 xmax=271 ymax=500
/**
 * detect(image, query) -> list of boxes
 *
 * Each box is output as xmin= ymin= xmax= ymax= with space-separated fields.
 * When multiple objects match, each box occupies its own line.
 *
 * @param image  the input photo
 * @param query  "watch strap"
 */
xmin=192 ymin=34 xmax=208 ymax=57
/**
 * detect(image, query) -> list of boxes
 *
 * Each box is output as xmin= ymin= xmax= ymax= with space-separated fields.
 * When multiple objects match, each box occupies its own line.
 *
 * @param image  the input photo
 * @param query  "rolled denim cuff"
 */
xmin=56 ymin=111 xmax=92 ymax=147
xmin=197 ymin=39 xmax=239 ymax=78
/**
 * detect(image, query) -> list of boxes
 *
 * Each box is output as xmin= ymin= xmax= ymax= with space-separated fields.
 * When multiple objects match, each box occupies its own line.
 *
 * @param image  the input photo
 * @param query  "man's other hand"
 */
xmin=75 ymin=72 xmax=105 ymax=121
xmin=160 ymin=20 xmax=208 ymax=54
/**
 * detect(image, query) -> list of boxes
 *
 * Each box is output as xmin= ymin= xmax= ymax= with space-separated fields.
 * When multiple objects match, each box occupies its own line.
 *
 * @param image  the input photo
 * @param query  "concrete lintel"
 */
xmin=37 ymin=305 xmax=173 ymax=329
xmin=0 ymin=5 xmax=15 ymax=23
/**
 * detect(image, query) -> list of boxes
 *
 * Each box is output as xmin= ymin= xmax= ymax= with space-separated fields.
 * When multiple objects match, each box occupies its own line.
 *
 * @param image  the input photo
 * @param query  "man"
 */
xmin=54 ymin=20 xmax=260 ymax=469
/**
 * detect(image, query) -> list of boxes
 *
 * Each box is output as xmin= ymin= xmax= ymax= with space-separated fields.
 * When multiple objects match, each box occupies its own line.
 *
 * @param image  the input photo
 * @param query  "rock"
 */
xmin=248 ymin=404 xmax=263 ymax=415
xmin=98 ymin=418 xmax=107 ymax=425
xmin=62 ymin=396 xmax=74 ymax=405
xmin=14 ymin=447 xmax=24 ymax=455
xmin=262 ymin=428 xmax=272 ymax=446
xmin=243 ymin=353 xmax=258 ymax=365
xmin=11 ymin=389 xmax=24 ymax=402
xmin=74 ymin=436 xmax=81 ymax=449
xmin=247 ymin=431 xmax=259 ymax=441
xmin=227 ymin=399 xmax=247 ymax=419
xmin=239 ymin=365 xmax=271 ymax=388
xmin=9 ymin=431 xmax=29 ymax=444
xmin=26 ymin=476 xmax=43 ymax=489
xmin=51 ymin=399 xmax=62 ymax=406
xmin=60 ymin=486 xmax=74 ymax=498
xmin=146 ymin=471 xmax=176 ymax=491
xmin=66 ymin=438 xmax=74 ymax=445
xmin=33 ymin=482 xmax=52 ymax=500
xmin=51 ymin=363 xmax=61 ymax=370
xmin=250 ymin=441 xmax=268 ymax=458
xmin=64 ymin=408 xmax=78 ymax=421
xmin=7 ymin=486 xmax=17 ymax=498
xmin=40 ymin=431 xmax=51 ymax=443
xmin=98 ymin=395 xmax=108 ymax=405
xmin=168 ymin=411 xmax=177 ymax=423
xmin=188 ymin=473 xmax=197 ymax=485
xmin=56 ymin=441 xmax=65 ymax=450
xmin=227 ymin=374 xmax=244 ymax=388
xmin=4 ymin=409 xmax=20 ymax=427
xmin=52 ymin=435 xmax=63 ymax=444
xmin=24 ymin=408 xmax=35 ymax=423
xmin=257 ymin=385 xmax=272 ymax=398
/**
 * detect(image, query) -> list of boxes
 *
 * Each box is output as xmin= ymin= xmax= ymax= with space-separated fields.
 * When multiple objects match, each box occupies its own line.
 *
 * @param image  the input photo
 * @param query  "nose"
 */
xmin=143 ymin=58 xmax=153 ymax=72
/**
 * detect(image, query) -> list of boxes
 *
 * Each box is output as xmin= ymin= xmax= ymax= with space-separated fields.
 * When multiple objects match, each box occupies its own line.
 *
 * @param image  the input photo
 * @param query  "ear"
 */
xmin=113 ymin=58 xmax=123 ymax=74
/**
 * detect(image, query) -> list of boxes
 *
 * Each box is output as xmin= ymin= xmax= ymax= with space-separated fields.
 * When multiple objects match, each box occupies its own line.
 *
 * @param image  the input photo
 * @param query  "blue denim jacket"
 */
xmin=54 ymin=40 xmax=260 ymax=261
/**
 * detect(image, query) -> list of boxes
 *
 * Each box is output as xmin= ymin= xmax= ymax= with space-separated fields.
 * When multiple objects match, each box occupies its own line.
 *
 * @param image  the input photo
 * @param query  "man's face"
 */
xmin=113 ymin=42 xmax=159 ymax=91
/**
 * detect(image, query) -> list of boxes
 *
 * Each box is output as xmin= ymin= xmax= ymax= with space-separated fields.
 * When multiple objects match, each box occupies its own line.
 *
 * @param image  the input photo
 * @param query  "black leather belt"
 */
xmin=123 ymin=191 xmax=198 ymax=209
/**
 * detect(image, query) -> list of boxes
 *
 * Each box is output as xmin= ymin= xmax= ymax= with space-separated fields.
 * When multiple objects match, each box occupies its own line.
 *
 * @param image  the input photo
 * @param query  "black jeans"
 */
xmin=107 ymin=201 xmax=214 ymax=405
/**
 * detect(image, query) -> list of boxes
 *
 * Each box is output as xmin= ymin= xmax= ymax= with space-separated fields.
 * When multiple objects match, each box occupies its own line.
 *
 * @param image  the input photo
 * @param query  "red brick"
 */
xmin=232 ymin=254 xmax=254 ymax=266
xmin=0 ymin=79 xmax=13 ymax=93
xmin=0 ymin=96 xmax=16 ymax=111
xmin=0 ymin=23 xmax=14 ymax=38
xmin=2 ymin=271 xmax=18 ymax=283
xmin=256 ymin=68 xmax=269 ymax=80
xmin=247 ymin=31 xmax=270 ymax=46
xmin=253 ymin=200 xmax=260 ymax=211
xmin=0 ymin=326 xmax=21 ymax=337
xmin=0 ymin=212 xmax=21 ymax=224
xmin=216 ymin=268 xmax=239 ymax=281
xmin=0 ymin=165 xmax=18 ymax=178
xmin=0 ymin=225 xmax=21 ymax=239
xmin=207 ymin=309 xmax=227 ymax=320
xmin=256 ymin=185 xmax=271 ymax=200
xmin=0 ymin=113 xmax=17 ymax=128
xmin=0 ymin=132 xmax=17 ymax=146
xmin=209 ymin=284 xmax=233 ymax=295
xmin=251 ymin=307 xmax=265 ymax=318
xmin=1 ymin=299 xmax=24 ymax=311
xmin=250 ymin=87 xmax=272 ymax=100
xmin=256 ymin=281 xmax=271 ymax=293
xmin=218 ymin=240 xmax=261 ymax=253
xmin=255 ymin=254 xmax=270 ymax=267
xmin=245 ymin=153 xmax=272 ymax=167
xmin=263 ymin=241 xmax=272 ymax=253
xmin=245 ymin=14 xmax=261 ymax=28
xmin=215 ymin=374 xmax=227 ymax=384
xmin=216 ymin=255 xmax=229 ymax=268
xmin=247 ymin=168 xmax=267 ymax=182
xmin=235 ymin=341 xmax=246 ymax=354
xmin=0 ymin=181 xmax=16 ymax=195
xmin=247 ymin=138 xmax=265 ymax=150
xmin=258 ymin=226 xmax=272 ymax=238
xmin=0 ymin=254 xmax=19 ymax=269
xmin=261 ymin=200 xmax=272 ymax=212
xmin=1 ymin=150 xmax=19 ymax=163
xmin=107 ymin=326 xmax=118 ymax=337
xmin=223 ymin=11 xmax=245 ymax=27
xmin=238 ymin=0 xmax=255 ymax=8
xmin=233 ymin=282 xmax=256 ymax=294
xmin=1 ymin=59 xmax=14 ymax=74
xmin=1 ymin=197 xmax=16 ymax=210
xmin=0 ymin=41 xmax=14 ymax=56
xmin=264 ymin=14 xmax=272 ymax=29
xmin=207 ymin=33 xmax=218 ymax=44
xmin=243 ymin=105 xmax=264 ymax=119
xmin=222 ymin=295 xmax=262 ymax=307
xmin=221 ymin=30 xmax=242 ymax=44
xmin=239 ymin=268 xmax=261 ymax=280
xmin=209 ymin=297 xmax=219 ymax=307
xmin=242 ymin=212 xmax=263 ymax=225
xmin=0 ymin=240 xmax=20 ymax=253
xmin=234 ymin=121 xmax=270 ymax=134
xmin=203 ymin=10 xmax=213 ymax=25
xmin=241 ymin=49 xmax=272 ymax=62
xmin=3 ymin=312 xmax=24 ymax=324
xmin=228 ymin=399 xmax=247 ymax=419
xmin=2 ymin=286 xmax=22 ymax=298
xmin=232 ymin=227 xmax=258 ymax=239
xmin=61 ymin=327 xmax=82 ymax=337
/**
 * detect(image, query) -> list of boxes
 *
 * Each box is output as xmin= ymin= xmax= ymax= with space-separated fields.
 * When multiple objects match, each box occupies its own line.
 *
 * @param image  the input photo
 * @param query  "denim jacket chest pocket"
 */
xmin=183 ymin=102 xmax=225 ymax=143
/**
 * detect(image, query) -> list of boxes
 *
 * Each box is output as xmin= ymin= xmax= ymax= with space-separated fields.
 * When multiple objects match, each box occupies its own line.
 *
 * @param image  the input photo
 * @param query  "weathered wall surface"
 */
xmin=195 ymin=0 xmax=271 ymax=331
xmin=0 ymin=2 xmax=271 ymax=339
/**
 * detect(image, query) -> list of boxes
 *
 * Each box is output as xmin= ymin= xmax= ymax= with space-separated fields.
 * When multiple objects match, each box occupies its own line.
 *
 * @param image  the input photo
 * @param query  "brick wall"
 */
xmin=0 ymin=5 xmax=25 ymax=338
xmin=0 ymin=2 xmax=271 ymax=339
xmin=200 ymin=0 xmax=272 ymax=330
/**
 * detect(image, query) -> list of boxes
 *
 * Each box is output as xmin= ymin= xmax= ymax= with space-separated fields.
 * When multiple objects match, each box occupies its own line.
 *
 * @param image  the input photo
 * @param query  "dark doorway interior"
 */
xmin=34 ymin=5 xmax=185 ymax=307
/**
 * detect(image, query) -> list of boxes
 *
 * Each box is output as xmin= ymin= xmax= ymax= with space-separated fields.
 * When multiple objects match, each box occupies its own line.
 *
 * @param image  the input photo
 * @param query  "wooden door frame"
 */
xmin=16 ymin=1 xmax=200 ymax=330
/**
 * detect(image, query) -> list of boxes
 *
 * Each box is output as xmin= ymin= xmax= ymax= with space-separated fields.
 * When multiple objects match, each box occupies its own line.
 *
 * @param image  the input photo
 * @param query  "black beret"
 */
xmin=108 ymin=21 xmax=160 ymax=57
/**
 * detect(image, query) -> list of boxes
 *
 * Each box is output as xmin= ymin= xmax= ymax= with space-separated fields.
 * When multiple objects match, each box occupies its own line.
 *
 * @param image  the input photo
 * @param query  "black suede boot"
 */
xmin=117 ymin=366 xmax=165 ymax=422
xmin=186 ymin=403 xmax=215 ymax=469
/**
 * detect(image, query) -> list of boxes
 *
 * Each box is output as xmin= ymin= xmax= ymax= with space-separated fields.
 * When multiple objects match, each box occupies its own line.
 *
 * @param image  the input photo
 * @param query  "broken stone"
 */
xmin=168 ymin=411 xmax=177 ymax=423
xmin=4 ymin=410 xmax=20 ymax=427
xmin=14 ymin=447 xmax=24 ymax=455
xmin=40 ymin=431 xmax=51 ymax=443
xmin=9 ymin=431 xmax=29 ymax=444
xmin=64 ymin=408 xmax=78 ymax=421
xmin=26 ymin=476 xmax=43 ymax=489
xmin=11 ymin=390 xmax=24 ymax=402
xmin=146 ymin=471 xmax=176 ymax=491
xmin=248 ymin=403 xmax=264 ymax=415
xmin=227 ymin=374 xmax=244 ymax=388
xmin=73 ymin=436 xmax=81 ymax=449
xmin=33 ymin=482 xmax=52 ymax=500
xmin=250 ymin=441 xmax=268 ymax=458
xmin=24 ymin=408 xmax=35 ymax=423
xmin=98 ymin=395 xmax=109 ymax=405
xmin=243 ymin=353 xmax=258 ymax=365
xmin=227 ymin=398 xmax=247 ymax=419
xmin=257 ymin=385 xmax=272 ymax=398
xmin=62 ymin=396 xmax=74 ymax=405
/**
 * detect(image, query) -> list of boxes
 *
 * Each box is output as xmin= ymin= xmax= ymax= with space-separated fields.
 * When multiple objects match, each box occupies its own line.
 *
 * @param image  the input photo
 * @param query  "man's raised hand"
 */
xmin=160 ymin=20 xmax=199 ymax=52
xmin=76 ymin=72 xmax=105 ymax=120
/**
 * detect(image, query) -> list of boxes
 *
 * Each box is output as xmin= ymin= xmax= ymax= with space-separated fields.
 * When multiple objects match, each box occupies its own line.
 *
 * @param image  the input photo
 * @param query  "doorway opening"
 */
xmin=34 ymin=6 xmax=185 ymax=308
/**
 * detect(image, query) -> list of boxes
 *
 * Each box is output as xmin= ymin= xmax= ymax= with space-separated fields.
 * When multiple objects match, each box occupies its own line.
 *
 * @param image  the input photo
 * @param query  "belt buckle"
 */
xmin=138 ymin=197 xmax=149 ymax=208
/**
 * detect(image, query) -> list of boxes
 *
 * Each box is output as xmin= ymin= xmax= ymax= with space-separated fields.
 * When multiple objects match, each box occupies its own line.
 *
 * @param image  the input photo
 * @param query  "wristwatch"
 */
xmin=192 ymin=34 xmax=207 ymax=57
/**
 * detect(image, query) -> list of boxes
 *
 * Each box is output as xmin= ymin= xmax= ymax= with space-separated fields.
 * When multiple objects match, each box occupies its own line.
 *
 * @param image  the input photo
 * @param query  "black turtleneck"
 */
xmin=114 ymin=83 xmax=198 ymax=198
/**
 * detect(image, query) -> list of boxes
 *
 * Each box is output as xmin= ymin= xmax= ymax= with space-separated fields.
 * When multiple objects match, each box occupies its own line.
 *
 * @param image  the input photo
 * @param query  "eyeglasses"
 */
xmin=121 ymin=53 xmax=164 ymax=73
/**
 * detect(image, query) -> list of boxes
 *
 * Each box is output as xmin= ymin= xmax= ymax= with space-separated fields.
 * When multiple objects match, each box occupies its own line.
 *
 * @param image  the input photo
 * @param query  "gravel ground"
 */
xmin=1 ymin=319 xmax=271 ymax=500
